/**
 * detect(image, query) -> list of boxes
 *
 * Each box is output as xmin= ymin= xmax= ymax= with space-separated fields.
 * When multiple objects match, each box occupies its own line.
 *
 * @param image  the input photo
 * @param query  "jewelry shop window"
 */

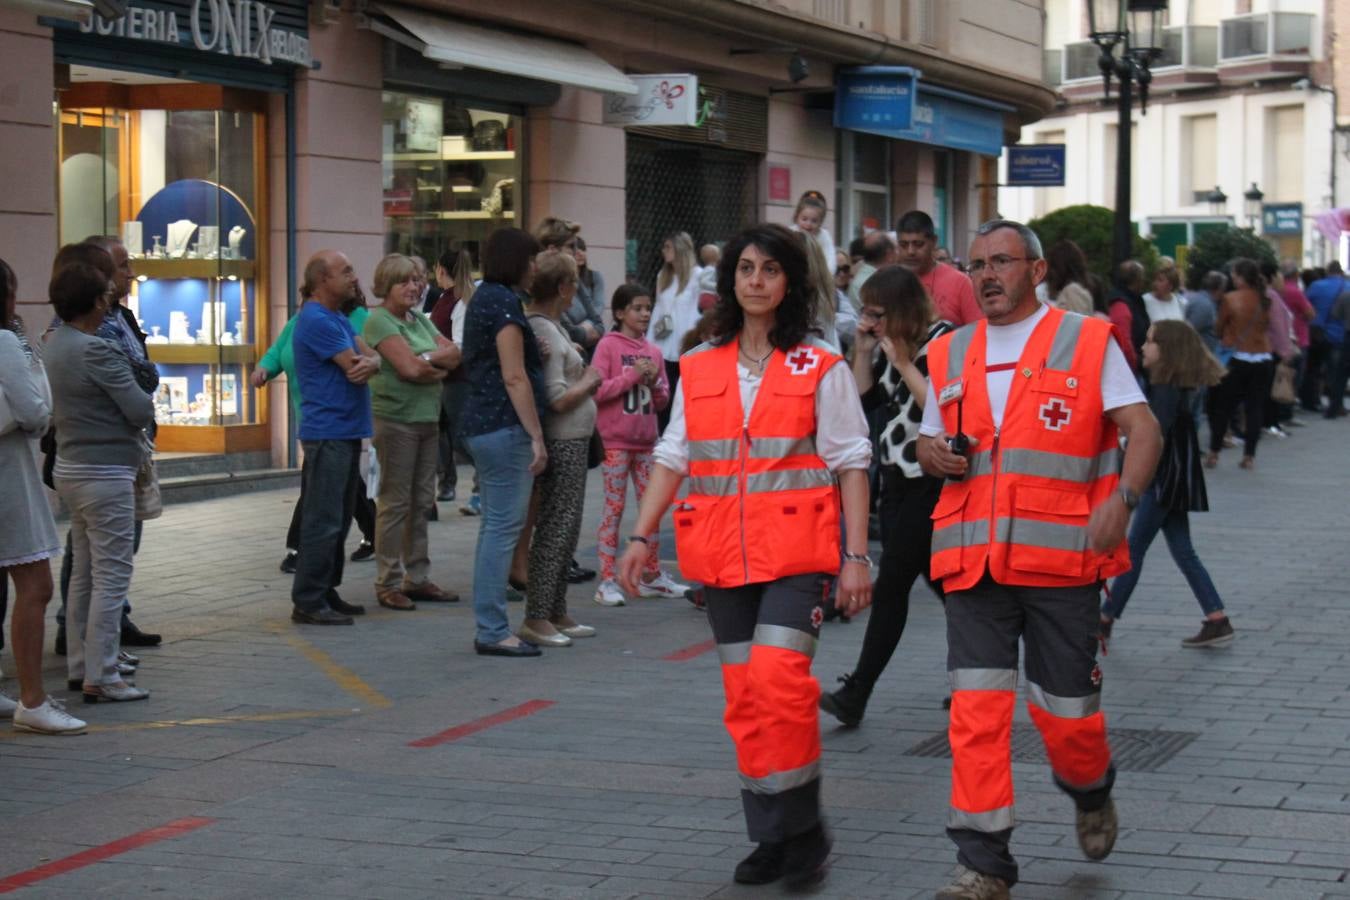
xmin=382 ymin=91 xmax=523 ymax=267
xmin=57 ymin=69 xmax=270 ymax=453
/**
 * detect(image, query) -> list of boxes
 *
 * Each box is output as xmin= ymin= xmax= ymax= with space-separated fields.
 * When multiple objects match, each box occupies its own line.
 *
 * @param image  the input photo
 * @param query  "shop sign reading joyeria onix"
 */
xmin=78 ymin=0 xmax=311 ymax=67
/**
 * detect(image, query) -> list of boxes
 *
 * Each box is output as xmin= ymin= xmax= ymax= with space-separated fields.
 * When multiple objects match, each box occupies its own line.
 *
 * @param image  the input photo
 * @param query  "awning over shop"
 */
xmin=368 ymin=4 xmax=637 ymax=96
xmin=834 ymin=67 xmax=1012 ymax=157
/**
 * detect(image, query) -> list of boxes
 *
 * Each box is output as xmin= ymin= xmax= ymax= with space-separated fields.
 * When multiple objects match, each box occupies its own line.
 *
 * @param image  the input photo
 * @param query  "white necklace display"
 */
xmin=227 ymin=225 xmax=246 ymax=259
xmin=165 ymin=219 xmax=197 ymax=259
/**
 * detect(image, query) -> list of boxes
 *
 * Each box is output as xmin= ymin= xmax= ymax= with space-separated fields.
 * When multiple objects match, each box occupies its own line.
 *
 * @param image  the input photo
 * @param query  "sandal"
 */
xmin=1204 ymin=452 xmax=1218 ymax=469
xmin=1239 ymin=456 xmax=1255 ymax=470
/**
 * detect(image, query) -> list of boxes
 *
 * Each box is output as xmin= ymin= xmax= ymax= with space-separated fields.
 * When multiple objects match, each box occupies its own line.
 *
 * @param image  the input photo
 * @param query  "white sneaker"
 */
xmin=13 ymin=697 xmax=87 ymax=735
xmin=638 ymin=571 xmax=691 ymax=599
xmin=0 ymin=690 xmax=16 ymax=719
xmin=593 ymin=579 xmax=626 ymax=607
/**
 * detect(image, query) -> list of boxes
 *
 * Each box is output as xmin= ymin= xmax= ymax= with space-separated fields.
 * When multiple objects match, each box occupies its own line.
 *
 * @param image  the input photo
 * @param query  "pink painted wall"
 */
xmin=763 ymin=95 xmax=837 ymax=235
xmin=264 ymin=14 xmax=386 ymax=463
xmin=527 ymin=86 xmax=626 ymax=315
xmin=0 ymin=11 xmax=56 ymax=325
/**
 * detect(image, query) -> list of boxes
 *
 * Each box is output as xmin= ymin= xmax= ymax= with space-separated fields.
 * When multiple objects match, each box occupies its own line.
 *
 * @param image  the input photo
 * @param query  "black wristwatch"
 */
xmin=1119 ymin=487 xmax=1140 ymax=510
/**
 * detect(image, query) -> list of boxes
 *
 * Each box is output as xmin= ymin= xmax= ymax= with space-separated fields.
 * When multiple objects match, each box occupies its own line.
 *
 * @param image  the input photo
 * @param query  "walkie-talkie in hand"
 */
xmin=946 ymin=398 xmax=972 ymax=482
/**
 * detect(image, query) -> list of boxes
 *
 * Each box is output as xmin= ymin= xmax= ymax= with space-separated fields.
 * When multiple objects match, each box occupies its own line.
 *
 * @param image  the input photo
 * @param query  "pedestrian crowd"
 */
xmin=0 ymin=192 xmax=1345 ymax=898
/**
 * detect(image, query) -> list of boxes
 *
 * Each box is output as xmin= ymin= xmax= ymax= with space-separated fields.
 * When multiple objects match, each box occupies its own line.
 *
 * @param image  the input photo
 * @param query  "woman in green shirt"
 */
xmin=363 ymin=254 xmax=462 ymax=610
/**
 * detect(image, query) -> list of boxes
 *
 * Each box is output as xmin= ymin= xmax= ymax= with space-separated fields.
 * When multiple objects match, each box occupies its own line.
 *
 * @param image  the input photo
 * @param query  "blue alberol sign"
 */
xmin=835 ymin=69 xmax=1008 ymax=158
xmin=1007 ymin=144 xmax=1067 ymax=186
xmin=1262 ymin=202 xmax=1303 ymax=236
xmin=834 ymin=66 xmax=917 ymax=132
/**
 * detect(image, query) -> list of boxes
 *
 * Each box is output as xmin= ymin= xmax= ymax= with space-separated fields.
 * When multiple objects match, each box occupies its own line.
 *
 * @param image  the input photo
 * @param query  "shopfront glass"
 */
xmin=381 ymin=91 xmax=523 ymax=269
xmin=57 ymin=71 xmax=269 ymax=453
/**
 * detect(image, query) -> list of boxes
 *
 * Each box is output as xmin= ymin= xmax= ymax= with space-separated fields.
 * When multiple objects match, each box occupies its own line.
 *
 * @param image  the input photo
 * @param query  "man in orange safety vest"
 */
xmin=917 ymin=219 xmax=1161 ymax=900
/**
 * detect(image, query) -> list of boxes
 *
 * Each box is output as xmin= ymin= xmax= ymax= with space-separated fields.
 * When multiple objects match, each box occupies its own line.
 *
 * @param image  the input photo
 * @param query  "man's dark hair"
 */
xmin=49 ymin=260 xmax=108 ymax=322
xmin=862 ymin=231 xmax=896 ymax=265
xmin=481 ymin=227 xmax=542 ymax=286
xmin=707 ymin=223 xmax=814 ymax=352
xmin=1327 ymin=260 xmax=1343 ymax=276
xmin=895 ymin=210 xmax=937 ymax=239
xmin=848 ymin=236 xmax=866 ymax=259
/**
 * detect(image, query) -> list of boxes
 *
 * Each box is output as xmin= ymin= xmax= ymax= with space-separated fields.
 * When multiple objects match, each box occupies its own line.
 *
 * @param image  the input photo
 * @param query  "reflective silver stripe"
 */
xmin=995 ymin=517 xmax=1088 ymax=553
xmin=1046 ymin=311 xmax=1085 ymax=371
xmin=753 ymin=623 xmax=817 ymax=658
xmin=945 ymin=324 xmax=978 ymax=381
xmin=948 ymin=805 xmax=1015 ymax=833
xmin=686 ymin=475 xmax=738 ymax=497
xmin=745 ymin=468 xmax=835 ymax=494
xmin=689 ymin=438 xmax=740 ymax=461
xmin=681 ymin=340 xmax=718 ymax=358
xmin=965 ymin=449 xmax=993 ymax=479
xmin=1000 ymin=448 xmax=1120 ymax=484
xmin=750 ymin=436 xmax=818 ymax=458
xmin=1026 ymin=681 xmax=1100 ymax=718
xmin=717 ymin=641 xmax=752 ymax=665
xmin=931 ymin=518 xmax=989 ymax=554
xmin=740 ymin=759 xmax=820 ymax=795
xmin=950 ymin=668 xmax=1017 ymax=692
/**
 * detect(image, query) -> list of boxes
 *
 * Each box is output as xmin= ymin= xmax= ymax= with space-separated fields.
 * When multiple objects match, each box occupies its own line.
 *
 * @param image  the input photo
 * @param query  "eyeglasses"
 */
xmin=859 ymin=307 xmax=887 ymax=321
xmin=967 ymin=255 xmax=1033 ymax=275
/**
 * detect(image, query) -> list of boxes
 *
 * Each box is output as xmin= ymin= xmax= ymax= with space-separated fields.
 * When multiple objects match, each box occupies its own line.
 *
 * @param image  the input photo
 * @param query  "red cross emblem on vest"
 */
xmin=785 ymin=347 xmax=819 ymax=375
xmin=1038 ymin=397 xmax=1072 ymax=431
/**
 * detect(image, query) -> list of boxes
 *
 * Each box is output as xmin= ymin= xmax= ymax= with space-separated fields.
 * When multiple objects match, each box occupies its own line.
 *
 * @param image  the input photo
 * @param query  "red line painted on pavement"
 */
xmin=0 ymin=816 xmax=215 ymax=894
xmin=408 ymin=699 xmax=555 ymax=747
xmin=663 ymin=638 xmax=717 ymax=661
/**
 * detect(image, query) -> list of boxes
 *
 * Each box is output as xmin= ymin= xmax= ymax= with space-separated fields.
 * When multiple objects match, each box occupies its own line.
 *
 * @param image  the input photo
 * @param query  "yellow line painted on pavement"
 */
xmin=268 ymin=623 xmax=394 ymax=709
xmin=0 ymin=708 xmax=356 ymax=738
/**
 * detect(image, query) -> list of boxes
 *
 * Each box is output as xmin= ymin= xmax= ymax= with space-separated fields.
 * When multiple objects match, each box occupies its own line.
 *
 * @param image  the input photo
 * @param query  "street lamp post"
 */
xmin=1206 ymin=186 xmax=1228 ymax=216
xmin=1243 ymin=182 xmax=1264 ymax=230
xmin=1087 ymin=0 xmax=1168 ymax=272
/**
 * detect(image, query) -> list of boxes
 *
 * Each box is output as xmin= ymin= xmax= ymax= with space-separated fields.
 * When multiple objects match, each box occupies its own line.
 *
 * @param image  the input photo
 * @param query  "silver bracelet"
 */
xmin=843 ymin=551 xmax=872 ymax=566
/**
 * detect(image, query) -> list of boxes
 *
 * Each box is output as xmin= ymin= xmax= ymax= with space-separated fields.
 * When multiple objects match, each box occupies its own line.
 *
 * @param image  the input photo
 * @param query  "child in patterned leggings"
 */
xmin=591 ymin=285 xmax=689 ymax=605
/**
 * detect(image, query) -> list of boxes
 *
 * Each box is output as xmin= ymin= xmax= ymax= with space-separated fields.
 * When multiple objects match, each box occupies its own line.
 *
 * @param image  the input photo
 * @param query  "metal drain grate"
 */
xmin=906 ymin=725 xmax=1199 ymax=773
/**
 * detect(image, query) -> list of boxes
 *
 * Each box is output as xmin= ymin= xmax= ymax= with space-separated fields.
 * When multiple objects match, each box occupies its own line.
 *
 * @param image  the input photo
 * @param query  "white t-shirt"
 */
xmin=654 ymin=358 xmax=871 ymax=476
xmin=1142 ymin=292 xmax=1186 ymax=324
xmin=920 ymin=304 xmax=1145 ymax=436
xmin=649 ymin=269 xmax=704 ymax=360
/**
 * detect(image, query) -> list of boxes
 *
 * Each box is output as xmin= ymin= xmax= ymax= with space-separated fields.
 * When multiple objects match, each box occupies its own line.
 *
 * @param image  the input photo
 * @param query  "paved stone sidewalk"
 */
xmin=1 ymin=415 xmax=1349 ymax=898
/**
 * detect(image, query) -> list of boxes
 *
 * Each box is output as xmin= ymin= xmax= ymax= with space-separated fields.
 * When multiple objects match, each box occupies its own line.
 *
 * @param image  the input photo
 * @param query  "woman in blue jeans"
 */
xmin=1101 ymin=320 xmax=1233 ymax=649
xmin=459 ymin=227 xmax=549 ymax=657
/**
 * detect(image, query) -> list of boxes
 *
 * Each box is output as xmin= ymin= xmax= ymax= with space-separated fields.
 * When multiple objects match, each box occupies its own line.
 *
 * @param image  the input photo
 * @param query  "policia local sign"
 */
xmin=70 ymin=0 xmax=311 ymax=66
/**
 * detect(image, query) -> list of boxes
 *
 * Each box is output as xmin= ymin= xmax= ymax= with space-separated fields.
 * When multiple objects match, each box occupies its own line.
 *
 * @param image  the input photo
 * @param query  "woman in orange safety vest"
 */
xmin=618 ymin=223 xmax=873 ymax=889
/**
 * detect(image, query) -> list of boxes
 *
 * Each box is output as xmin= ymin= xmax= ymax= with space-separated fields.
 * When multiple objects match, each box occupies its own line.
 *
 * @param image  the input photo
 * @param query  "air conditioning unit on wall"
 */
xmin=312 ymin=0 xmax=342 ymax=26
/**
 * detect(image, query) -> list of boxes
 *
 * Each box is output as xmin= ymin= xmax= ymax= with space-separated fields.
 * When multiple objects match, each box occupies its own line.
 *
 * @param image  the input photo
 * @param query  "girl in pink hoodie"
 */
xmin=591 ymin=285 xmax=687 ymax=606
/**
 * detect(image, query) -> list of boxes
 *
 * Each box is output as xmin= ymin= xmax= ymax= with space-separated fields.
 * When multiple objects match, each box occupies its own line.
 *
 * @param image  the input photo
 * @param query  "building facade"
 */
xmin=1 ymin=0 xmax=1053 ymax=465
xmin=1000 ymin=0 xmax=1346 ymax=267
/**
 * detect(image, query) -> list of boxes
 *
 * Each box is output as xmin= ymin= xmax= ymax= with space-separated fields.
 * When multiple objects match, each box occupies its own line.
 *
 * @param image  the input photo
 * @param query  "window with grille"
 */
xmin=625 ymin=136 xmax=759 ymax=289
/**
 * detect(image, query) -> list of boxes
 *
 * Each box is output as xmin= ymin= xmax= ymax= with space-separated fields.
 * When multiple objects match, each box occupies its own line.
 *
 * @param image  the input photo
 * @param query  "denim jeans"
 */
xmin=1101 ymin=489 xmax=1224 ymax=620
xmin=464 ymin=425 xmax=534 ymax=644
xmin=291 ymin=439 xmax=361 ymax=614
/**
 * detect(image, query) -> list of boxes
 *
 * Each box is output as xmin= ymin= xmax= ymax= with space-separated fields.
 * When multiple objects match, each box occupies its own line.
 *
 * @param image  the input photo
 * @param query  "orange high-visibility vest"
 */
xmin=926 ymin=306 xmax=1130 ymax=592
xmin=673 ymin=338 xmax=842 ymax=588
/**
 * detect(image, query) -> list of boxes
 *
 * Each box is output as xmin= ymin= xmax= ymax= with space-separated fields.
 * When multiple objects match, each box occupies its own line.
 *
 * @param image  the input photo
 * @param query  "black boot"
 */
xmin=819 ymin=673 xmax=872 ymax=727
xmin=120 ymin=619 xmax=161 ymax=647
xmin=782 ymin=822 xmax=831 ymax=887
xmin=733 ymin=841 xmax=784 ymax=885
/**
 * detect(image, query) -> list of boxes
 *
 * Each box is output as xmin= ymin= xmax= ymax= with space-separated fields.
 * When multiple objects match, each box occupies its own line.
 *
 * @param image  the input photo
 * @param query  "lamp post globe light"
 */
xmin=1206 ymin=186 xmax=1229 ymax=217
xmin=1244 ymin=182 xmax=1264 ymax=230
xmin=1086 ymin=0 xmax=1168 ymax=271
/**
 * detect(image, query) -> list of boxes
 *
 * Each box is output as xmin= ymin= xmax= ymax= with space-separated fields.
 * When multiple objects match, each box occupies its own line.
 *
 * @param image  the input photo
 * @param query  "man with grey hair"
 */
xmin=916 ymin=219 xmax=1161 ymax=899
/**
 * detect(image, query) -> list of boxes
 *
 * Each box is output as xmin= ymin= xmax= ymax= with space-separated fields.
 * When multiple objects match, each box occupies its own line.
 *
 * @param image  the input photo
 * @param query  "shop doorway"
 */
xmin=625 ymin=136 xmax=758 ymax=290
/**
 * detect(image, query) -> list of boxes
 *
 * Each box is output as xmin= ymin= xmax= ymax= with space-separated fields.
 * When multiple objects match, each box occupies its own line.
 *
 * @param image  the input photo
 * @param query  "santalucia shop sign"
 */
xmin=77 ymin=0 xmax=311 ymax=67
